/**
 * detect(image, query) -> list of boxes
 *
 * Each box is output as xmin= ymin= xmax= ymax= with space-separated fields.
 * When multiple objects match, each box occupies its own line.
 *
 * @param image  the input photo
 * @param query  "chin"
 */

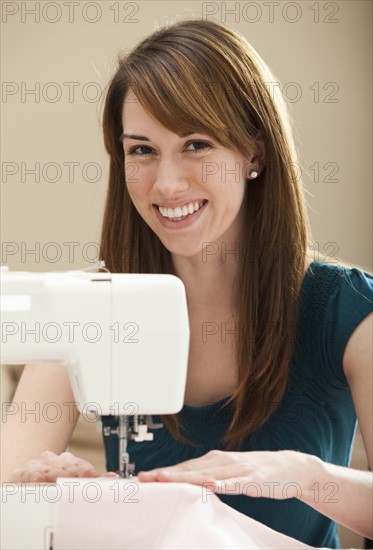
xmin=160 ymin=238 xmax=204 ymax=259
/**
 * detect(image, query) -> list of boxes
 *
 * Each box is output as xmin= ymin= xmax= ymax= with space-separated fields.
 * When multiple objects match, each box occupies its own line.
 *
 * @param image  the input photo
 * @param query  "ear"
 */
xmin=245 ymin=130 xmax=266 ymax=178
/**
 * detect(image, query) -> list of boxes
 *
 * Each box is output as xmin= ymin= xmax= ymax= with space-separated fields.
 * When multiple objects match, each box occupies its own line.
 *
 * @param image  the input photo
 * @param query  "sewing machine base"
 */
xmin=1 ymin=483 xmax=56 ymax=549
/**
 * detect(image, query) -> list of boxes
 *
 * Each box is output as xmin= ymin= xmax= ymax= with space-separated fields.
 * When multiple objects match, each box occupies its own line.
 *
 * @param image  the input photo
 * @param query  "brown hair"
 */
xmin=99 ymin=18 xmax=312 ymax=448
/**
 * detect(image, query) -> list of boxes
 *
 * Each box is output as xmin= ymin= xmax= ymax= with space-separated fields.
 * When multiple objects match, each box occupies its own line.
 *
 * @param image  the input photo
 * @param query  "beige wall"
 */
xmin=1 ymin=2 xmax=371 ymax=548
xmin=1 ymin=0 xmax=372 ymax=272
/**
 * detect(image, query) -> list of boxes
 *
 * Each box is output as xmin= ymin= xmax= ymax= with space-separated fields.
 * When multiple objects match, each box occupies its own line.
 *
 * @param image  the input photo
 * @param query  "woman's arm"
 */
xmin=300 ymin=311 xmax=372 ymax=537
xmin=299 ymin=453 xmax=372 ymax=538
xmin=343 ymin=312 xmax=372 ymax=470
xmin=138 ymin=313 xmax=373 ymax=538
xmin=1 ymin=362 xmax=96 ymax=482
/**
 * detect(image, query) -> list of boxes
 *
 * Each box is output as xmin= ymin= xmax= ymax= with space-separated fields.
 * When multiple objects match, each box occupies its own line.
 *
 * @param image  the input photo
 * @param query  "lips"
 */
xmin=153 ymin=199 xmax=208 ymax=229
xmin=158 ymin=200 xmax=207 ymax=220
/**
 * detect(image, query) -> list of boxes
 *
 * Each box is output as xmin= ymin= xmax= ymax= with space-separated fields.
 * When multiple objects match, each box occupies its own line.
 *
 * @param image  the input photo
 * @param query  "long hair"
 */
xmin=99 ymin=19 xmax=311 ymax=448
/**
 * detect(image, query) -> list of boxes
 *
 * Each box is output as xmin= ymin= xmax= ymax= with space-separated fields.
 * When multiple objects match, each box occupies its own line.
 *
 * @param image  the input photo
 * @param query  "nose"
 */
xmin=153 ymin=157 xmax=190 ymax=198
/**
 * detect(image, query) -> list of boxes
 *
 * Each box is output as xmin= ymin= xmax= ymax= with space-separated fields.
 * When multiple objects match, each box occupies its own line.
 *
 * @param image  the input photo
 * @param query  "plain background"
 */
xmin=1 ymin=1 xmax=372 ymax=548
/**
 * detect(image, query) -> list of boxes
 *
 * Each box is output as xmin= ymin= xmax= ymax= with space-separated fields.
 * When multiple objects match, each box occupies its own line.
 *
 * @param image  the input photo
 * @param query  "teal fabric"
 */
xmin=102 ymin=260 xmax=373 ymax=548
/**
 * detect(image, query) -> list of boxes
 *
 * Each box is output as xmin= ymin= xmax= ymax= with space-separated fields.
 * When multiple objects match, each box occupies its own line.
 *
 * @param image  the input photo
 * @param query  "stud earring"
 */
xmin=250 ymin=171 xmax=258 ymax=178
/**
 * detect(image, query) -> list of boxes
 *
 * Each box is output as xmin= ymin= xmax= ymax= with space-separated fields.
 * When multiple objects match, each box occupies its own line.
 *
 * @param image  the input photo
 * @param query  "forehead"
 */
xmin=122 ymin=95 xmax=164 ymax=131
xmin=120 ymin=88 xmax=238 ymax=150
xmin=122 ymin=94 xmax=200 ymax=141
xmin=122 ymin=95 xmax=150 ymax=121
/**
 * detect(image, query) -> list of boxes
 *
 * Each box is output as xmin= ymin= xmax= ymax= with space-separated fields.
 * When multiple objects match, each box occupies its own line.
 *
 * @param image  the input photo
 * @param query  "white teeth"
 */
xmin=158 ymin=201 xmax=205 ymax=220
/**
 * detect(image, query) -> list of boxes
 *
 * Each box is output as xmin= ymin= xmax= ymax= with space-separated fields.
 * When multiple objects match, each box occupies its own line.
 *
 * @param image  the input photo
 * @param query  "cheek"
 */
xmin=125 ymin=172 xmax=148 ymax=205
xmin=127 ymin=193 xmax=147 ymax=221
xmin=124 ymin=181 xmax=143 ymax=218
xmin=124 ymin=160 xmax=141 ymax=187
xmin=191 ymin=163 xmax=205 ymax=182
xmin=220 ymin=182 xmax=246 ymax=224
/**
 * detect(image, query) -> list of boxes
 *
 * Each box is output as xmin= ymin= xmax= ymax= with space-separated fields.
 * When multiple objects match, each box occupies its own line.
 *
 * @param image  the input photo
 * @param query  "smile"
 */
xmin=157 ymin=200 xmax=207 ymax=221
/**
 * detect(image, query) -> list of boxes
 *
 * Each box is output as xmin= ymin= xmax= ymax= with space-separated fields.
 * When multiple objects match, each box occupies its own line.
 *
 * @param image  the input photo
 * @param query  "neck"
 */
xmin=171 ymin=239 xmax=241 ymax=314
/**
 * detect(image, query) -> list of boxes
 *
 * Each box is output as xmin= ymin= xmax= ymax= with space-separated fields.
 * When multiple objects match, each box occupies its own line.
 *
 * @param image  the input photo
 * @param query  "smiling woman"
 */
xmin=97 ymin=19 xmax=373 ymax=548
xmin=100 ymin=18 xmax=308 ymax=443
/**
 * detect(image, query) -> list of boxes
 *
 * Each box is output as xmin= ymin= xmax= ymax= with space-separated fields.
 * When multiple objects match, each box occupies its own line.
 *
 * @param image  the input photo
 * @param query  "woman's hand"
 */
xmin=137 ymin=449 xmax=319 ymax=500
xmin=139 ymin=449 xmax=373 ymax=538
xmin=9 ymin=451 xmax=117 ymax=483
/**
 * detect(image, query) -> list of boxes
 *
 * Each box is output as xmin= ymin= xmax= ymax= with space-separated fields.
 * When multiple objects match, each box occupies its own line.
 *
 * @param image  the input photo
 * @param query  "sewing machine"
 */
xmin=0 ymin=262 xmax=190 ymax=476
xmin=1 ymin=263 xmax=190 ymax=548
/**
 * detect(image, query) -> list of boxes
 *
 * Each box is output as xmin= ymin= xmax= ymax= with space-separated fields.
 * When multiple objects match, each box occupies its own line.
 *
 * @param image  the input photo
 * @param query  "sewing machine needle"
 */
xmin=118 ymin=416 xmax=129 ymax=477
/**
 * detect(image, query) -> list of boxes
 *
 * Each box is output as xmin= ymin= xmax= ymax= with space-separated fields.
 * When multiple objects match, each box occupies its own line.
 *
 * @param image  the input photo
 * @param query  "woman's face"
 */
xmin=122 ymin=94 xmax=253 ymax=258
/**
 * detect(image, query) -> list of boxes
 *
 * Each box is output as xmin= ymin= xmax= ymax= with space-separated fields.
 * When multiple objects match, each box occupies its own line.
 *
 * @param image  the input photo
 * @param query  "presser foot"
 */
xmin=117 ymin=463 xmax=136 ymax=478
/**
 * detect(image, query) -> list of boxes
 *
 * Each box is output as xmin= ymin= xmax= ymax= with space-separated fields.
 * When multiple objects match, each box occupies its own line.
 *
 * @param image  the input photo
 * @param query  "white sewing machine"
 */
xmin=0 ymin=263 xmax=190 ymax=549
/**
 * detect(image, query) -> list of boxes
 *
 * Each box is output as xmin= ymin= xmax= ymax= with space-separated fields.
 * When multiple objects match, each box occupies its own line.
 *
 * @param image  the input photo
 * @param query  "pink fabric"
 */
xmin=53 ymin=478 xmax=321 ymax=549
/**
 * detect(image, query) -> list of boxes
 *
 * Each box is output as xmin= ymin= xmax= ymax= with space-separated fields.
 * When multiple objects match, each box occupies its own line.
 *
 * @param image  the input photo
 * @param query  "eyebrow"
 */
xmin=120 ymin=131 xmax=196 ymax=142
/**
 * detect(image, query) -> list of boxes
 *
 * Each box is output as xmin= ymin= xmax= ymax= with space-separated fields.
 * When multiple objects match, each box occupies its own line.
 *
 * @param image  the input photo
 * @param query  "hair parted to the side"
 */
xmin=99 ymin=18 xmax=313 ymax=449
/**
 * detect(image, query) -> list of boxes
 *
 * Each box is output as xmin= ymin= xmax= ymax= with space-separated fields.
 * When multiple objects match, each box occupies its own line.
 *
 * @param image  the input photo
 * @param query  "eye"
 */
xmin=185 ymin=141 xmax=212 ymax=153
xmin=126 ymin=145 xmax=154 ymax=157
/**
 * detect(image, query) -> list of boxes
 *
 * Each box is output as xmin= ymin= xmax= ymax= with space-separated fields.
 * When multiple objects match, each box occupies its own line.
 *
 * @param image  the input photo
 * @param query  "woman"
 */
xmin=2 ymin=19 xmax=372 ymax=548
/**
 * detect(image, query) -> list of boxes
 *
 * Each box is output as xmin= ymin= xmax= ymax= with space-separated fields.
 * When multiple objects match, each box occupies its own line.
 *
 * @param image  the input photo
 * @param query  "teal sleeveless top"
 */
xmin=102 ymin=260 xmax=373 ymax=548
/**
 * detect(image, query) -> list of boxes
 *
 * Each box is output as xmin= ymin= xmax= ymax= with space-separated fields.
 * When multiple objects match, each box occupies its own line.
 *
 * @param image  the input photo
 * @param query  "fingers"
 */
xmin=137 ymin=450 xmax=254 ymax=490
xmin=138 ymin=468 xmax=217 ymax=485
xmin=137 ymin=470 xmax=165 ymax=482
xmin=40 ymin=450 xmax=57 ymax=459
xmin=138 ymin=469 xmax=254 ymax=497
xmin=138 ymin=451 xmax=225 ymax=482
xmin=11 ymin=451 xmax=103 ymax=482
